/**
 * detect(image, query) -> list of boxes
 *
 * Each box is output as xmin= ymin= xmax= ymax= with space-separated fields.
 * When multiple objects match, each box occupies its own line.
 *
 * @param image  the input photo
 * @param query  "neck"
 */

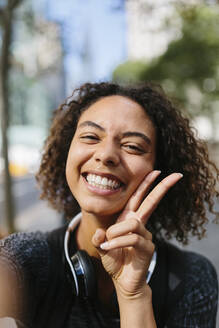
xmin=76 ymin=210 xmax=117 ymax=258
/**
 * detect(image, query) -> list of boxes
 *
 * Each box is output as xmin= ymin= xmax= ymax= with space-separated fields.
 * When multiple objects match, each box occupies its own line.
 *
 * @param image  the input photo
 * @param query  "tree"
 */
xmin=141 ymin=6 xmax=219 ymax=113
xmin=113 ymin=5 xmax=219 ymax=137
xmin=113 ymin=60 xmax=148 ymax=84
xmin=0 ymin=0 xmax=23 ymax=233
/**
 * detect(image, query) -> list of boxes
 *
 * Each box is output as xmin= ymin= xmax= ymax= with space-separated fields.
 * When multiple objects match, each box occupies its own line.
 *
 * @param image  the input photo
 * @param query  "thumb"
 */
xmin=92 ymin=228 xmax=107 ymax=256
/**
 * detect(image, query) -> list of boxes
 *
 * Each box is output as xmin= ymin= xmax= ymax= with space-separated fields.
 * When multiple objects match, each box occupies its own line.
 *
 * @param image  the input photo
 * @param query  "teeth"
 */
xmin=86 ymin=174 xmax=121 ymax=190
xmin=102 ymin=177 xmax=107 ymax=186
xmin=95 ymin=176 xmax=101 ymax=184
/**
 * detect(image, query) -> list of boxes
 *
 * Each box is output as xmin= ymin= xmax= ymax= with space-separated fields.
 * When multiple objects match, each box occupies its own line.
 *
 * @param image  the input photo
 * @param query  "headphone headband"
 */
xmin=64 ymin=213 xmax=82 ymax=295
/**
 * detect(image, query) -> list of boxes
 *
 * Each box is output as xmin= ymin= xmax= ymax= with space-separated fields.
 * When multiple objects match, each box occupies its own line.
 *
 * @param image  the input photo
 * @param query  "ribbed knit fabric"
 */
xmin=166 ymin=251 xmax=218 ymax=327
xmin=0 ymin=231 xmax=49 ymax=323
xmin=0 ymin=230 xmax=218 ymax=327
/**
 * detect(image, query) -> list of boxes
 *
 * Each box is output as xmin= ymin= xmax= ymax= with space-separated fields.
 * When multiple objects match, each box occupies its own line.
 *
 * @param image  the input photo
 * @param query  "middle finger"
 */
xmin=124 ymin=170 xmax=161 ymax=212
xmin=137 ymin=172 xmax=183 ymax=224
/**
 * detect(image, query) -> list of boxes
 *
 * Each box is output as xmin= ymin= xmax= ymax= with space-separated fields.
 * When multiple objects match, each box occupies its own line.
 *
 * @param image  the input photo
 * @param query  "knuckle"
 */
xmin=147 ymin=241 xmax=155 ymax=254
xmin=132 ymin=234 xmax=141 ymax=244
xmin=150 ymin=242 xmax=155 ymax=253
xmin=106 ymin=228 xmax=113 ymax=240
xmin=130 ymin=218 xmax=139 ymax=231
xmin=147 ymin=231 xmax=153 ymax=240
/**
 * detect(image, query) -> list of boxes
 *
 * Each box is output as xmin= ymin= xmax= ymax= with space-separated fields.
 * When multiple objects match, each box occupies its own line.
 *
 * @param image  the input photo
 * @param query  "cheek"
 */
xmin=65 ymin=144 xmax=94 ymax=183
xmin=128 ymin=158 xmax=155 ymax=187
xmin=65 ymin=144 xmax=80 ymax=184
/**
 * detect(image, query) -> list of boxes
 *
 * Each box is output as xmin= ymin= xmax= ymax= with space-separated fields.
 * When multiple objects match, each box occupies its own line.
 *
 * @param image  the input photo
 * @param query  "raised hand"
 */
xmin=92 ymin=170 xmax=183 ymax=297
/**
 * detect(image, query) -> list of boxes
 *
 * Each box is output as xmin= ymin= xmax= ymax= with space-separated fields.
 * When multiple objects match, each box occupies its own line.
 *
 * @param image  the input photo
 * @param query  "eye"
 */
xmin=122 ymin=143 xmax=144 ymax=154
xmin=80 ymin=134 xmax=99 ymax=143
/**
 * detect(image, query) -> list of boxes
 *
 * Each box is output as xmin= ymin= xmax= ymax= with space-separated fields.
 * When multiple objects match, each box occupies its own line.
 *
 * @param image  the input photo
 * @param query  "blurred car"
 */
xmin=0 ymin=125 xmax=46 ymax=177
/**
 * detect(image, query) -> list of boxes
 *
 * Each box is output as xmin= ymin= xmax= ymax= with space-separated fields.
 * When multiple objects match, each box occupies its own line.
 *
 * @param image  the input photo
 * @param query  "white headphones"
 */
xmin=64 ymin=213 xmax=157 ymax=298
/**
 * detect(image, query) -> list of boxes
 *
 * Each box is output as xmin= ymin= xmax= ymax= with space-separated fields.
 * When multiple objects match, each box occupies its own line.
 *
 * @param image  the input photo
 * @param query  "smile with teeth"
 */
xmin=86 ymin=174 xmax=121 ymax=190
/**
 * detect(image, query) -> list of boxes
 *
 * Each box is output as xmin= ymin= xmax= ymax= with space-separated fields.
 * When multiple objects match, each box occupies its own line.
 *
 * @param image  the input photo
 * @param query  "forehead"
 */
xmin=78 ymin=95 xmax=155 ymax=132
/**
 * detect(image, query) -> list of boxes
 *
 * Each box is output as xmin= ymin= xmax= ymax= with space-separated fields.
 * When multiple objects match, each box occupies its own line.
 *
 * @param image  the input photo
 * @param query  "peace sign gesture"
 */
xmin=92 ymin=170 xmax=183 ymax=297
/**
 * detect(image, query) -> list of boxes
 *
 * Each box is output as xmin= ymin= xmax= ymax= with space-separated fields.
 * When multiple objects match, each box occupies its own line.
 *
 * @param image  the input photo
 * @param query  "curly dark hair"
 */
xmin=36 ymin=82 xmax=218 ymax=244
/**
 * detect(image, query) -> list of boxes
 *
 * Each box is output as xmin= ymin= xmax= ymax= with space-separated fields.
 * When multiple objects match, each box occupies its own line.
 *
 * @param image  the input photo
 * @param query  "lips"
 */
xmin=83 ymin=172 xmax=124 ymax=190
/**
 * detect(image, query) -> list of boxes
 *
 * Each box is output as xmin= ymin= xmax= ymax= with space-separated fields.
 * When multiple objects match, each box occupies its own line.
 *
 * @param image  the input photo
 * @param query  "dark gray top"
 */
xmin=0 ymin=230 xmax=218 ymax=327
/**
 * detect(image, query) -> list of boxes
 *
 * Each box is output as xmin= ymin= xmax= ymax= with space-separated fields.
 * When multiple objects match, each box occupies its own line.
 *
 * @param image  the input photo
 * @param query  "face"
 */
xmin=66 ymin=95 xmax=156 ymax=219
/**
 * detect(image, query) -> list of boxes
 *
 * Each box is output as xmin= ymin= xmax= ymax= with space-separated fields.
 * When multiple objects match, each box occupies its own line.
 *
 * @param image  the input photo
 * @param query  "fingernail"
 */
xmin=100 ymin=241 xmax=110 ymax=250
xmin=155 ymin=170 xmax=161 ymax=175
xmin=177 ymin=173 xmax=183 ymax=178
xmin=145 ymin=170 xmax=161 ymax=182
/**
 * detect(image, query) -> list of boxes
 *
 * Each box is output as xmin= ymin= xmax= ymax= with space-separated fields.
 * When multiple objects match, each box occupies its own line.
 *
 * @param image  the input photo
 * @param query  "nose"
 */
xmin=94 ymin=139 xmax=120 ymax=167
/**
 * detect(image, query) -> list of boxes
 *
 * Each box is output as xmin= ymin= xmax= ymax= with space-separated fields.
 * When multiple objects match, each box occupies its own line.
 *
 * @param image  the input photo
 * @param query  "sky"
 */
xmin=46 ymin=0 xmax=127 ymax=95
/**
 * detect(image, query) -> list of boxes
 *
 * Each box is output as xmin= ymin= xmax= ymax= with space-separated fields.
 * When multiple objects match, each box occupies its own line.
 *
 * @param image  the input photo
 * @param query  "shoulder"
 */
xmin=183 ymin=250 xmax=218 ymax=308
xmin=0 ymin=225 xmax=69 ymax=274
xmin=0 ymin=231 xmax=49 ymax=267
xmin=167 ymin=247 xmax=218 ymax=327
xmin=184 ymin=250 xmax=218 ymax=287
xmin=166 ymin=243 xmax=218 ymax=305
xmin=0 ymin=231 xmax=51 ymax=319
xmin=0 ymin=231 xmax=50 ymax=289
xmin=159 ymin=241 xmax=218 ymax=290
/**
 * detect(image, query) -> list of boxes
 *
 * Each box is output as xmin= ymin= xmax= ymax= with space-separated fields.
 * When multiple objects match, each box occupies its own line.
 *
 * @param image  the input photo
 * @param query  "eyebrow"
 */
xmin=122 ymin=132 xmax=151 ymax=145
xmin=78 ymin=120 xmax=105 ymax=131
xmin=78 ymin=120 xmax=151 ymax=145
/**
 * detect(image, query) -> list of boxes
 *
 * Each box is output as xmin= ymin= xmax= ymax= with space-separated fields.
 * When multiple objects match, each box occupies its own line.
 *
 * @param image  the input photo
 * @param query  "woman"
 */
xmin=0 ymin=82 xmax=218 ymax=327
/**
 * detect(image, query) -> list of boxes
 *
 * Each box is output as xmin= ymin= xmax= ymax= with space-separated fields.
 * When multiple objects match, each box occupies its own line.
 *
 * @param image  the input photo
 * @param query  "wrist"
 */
xmin=114 ymin=282 xmax=153 ymax=303
xmin=115 ymin=285 xmax=156 ymax=328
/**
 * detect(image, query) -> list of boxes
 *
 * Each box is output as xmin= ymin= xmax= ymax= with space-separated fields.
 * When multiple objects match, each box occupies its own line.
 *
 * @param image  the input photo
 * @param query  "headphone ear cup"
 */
xmin=71 ymin=250 xmax=97 ymax=299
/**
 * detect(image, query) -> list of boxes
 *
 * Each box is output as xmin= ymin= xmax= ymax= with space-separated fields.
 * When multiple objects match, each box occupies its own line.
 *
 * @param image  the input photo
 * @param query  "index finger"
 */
xmin=137 ymin=173 xmax=183 ymax=225
xmin=124 ymin=170 xmax=161 ymax=212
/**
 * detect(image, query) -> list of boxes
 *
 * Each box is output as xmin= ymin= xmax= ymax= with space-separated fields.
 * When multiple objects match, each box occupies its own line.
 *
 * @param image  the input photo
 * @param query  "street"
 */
xmin=0 ymin=174 xmax=62 ymax=233
xmin=0 ymin=175 xmax=41 ymax=227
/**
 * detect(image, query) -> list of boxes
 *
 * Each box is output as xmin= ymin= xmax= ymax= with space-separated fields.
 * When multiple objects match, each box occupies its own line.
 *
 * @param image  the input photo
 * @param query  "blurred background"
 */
xmin=0 ymin=0 xmax=219 ymax=286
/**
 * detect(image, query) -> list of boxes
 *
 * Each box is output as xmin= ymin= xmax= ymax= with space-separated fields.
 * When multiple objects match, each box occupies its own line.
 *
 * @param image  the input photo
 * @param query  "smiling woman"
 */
xmin=65 ymin=95 xmax=156 ymax=219
xmin=0 ymin=82 xmax=218 ymax=328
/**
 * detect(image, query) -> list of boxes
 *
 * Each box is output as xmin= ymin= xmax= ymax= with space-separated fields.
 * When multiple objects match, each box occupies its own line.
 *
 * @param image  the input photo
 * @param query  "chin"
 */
xmin=79 ymin=201 xmax=124 ymax=219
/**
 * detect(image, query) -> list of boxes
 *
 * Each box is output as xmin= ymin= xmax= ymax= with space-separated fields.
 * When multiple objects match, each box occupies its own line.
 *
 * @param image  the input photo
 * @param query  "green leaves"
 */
xmin=113 ymin=5 xmax=219 ymax=123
